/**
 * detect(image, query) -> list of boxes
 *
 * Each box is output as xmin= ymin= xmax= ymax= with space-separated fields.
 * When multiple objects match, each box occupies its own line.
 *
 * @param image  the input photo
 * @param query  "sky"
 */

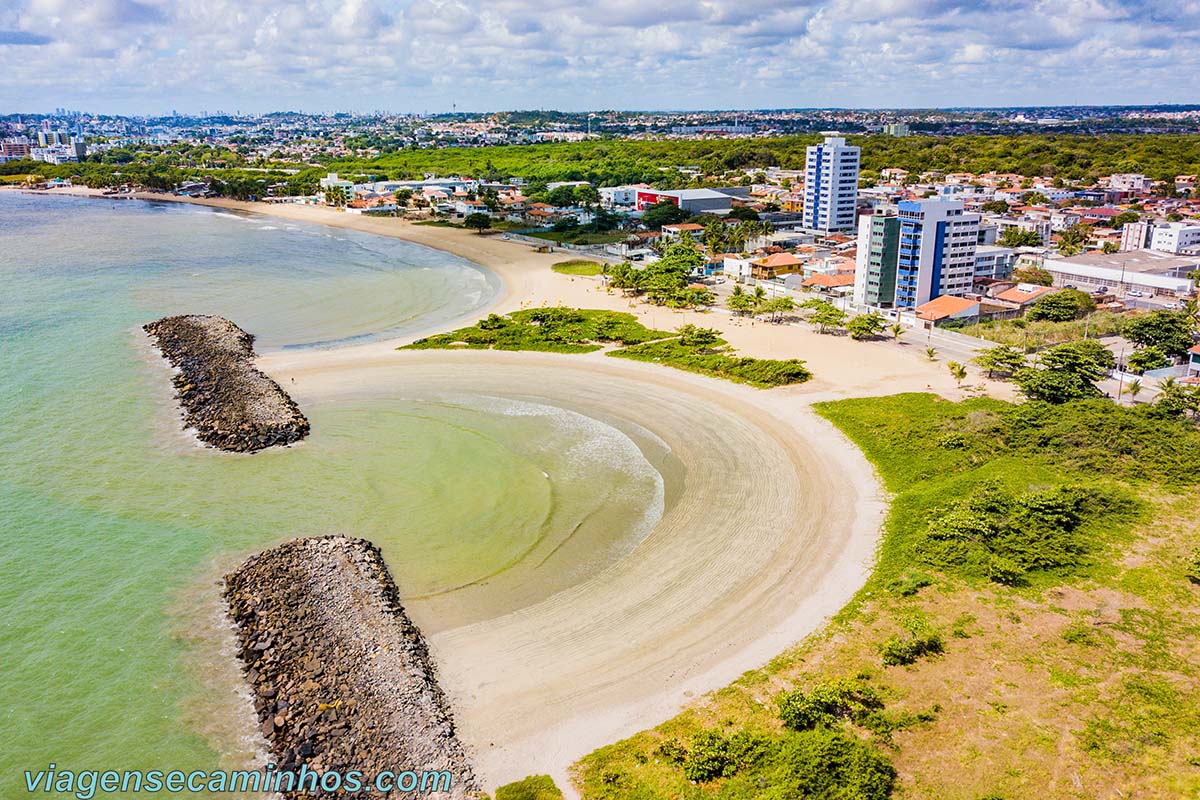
xmin=1 ymin=0 xmax=1197 ymax=115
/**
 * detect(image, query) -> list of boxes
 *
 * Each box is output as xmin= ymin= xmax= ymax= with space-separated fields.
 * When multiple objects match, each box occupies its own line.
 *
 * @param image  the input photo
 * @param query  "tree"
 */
xmin=324 ymin=187 xmax=347 ymax=207
xmin=1111 ymin=211 xmax=1140 ymax=228
xmin=1026 ymin=289 xmax=1095 ymax=322
xmin=547 ymin=185 xmax=578 ymax=207
xmin=803 ymin=299 xmax=848 ymax=334
xmin=752 ymin=285 xmax=767 ymax=309
xmin=889 ymin=323 xmax=905 ymax=343
xmin=676 ymin=324 xmax=721 ymax=348
xmin=572 ymin=184 xmax=600 ymax=208
xmin=1101 ymin=241 xmax=1120 ymax=254
xmin=925 ymin=347 xmax=937 ymax=361
xmin=1024 ymin=191 xmax=1050 ymax=205
xmin=1124 ymin=310 xmax=1195 ymax=356
xmin=1011 ymin=265 xmax=1054 ymax=286
xmin=727 ymin=292 xmax=754 ymax=316
xmin=973 ymin=345 xmax=1026 ymax=378
xmin=1057 ymin=223 xmax=1094 ymax=256
xmin=761 ymin=296 xmax=796 ymax=323
xmin=981 ymin=199 xmax=1011 ymax=214
xmin=1127 ymin=378 xmax=1142 ymax=402
xmin=846 ymin=313 xmax=886 ymax=340
xmin=642 ymin=200 xmax=691 ymax=229
xmin=1127 ymin=346 xmax=1169 ymax=375
xmin=1013 ymin=339 xmax=1115 ymax=403
xmin=464 ymin=212 xmax=491 ymax=233
xmin=999 ymin=228 xmax=1043 ymax=248
xmin=727 ymin=205 xmax=760 ymax=221
xmin=948 ymin=361 xmax=968 ymax=386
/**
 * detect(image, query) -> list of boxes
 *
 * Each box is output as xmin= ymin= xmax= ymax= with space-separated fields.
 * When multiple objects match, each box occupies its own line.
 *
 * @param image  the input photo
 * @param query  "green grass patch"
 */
xmin=494 ymin=775 xmax=564 ymax=800
xmin=551 ymin=259 xmax=605 ymax=276
xmin=402 ymin=308 xmax=671 ymax=354
xmin=953 ymin=312 xmax=1127 ymax=350
xmin=608 ymin=339 xmax=812 ymax=388
xmin=525 ymin=229 xmax=627 ymax=245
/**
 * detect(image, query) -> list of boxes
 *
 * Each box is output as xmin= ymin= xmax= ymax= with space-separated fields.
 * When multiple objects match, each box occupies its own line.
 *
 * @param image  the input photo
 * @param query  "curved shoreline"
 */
xmin=12 ymin=187 xmax=956 ymax=795
xmin=266 ymin=348 xmax=887 ymax=792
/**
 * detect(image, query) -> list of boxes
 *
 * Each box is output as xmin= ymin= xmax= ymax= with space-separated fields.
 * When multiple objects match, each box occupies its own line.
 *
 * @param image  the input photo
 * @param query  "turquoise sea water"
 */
xmin=0 ymin=193 xmax=662 ymax=794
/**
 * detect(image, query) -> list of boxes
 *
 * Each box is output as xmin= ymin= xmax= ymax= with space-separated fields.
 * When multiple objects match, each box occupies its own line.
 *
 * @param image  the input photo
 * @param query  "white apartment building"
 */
xmin=1150 ymin=221 xmax=1200 ymax=254
xmin=1108 ymin=173 xmax=1153 ymax=192
xmin=897 ymin=200 xmax=981 ymax=305
xmin=802 ymin=135 xmax=860 ymax=233
xmin=1120 ymin=219 xmax=1155 ymax=251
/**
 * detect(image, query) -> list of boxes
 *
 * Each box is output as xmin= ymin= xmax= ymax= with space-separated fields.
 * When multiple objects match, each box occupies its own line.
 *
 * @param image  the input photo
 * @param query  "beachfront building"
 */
xmin=802 ymin=135 xmax=860 ymax=233
xmin=853 ymin=213 xmax=900 ymax=307
xmin=854 ymin=199 xmax=979 ymax=309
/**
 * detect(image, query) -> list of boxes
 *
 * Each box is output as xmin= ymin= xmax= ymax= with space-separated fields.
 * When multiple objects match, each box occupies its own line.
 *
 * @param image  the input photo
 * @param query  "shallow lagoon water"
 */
xmin=0 ymin=193 xmax=663 ymax=790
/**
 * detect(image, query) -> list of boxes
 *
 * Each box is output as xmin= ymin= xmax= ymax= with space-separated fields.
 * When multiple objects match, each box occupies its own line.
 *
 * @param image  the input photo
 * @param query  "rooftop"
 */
xmin=1048 ymin=250 xmax=1200 ymax=274
xmin=915 ymin=295 xmax=979 ymax=320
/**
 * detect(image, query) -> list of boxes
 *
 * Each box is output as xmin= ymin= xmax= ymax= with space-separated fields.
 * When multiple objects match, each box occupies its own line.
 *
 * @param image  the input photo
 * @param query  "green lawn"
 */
xmin=573 ymin=394 xmax=1200 ymax=799
xmin=525 ymin=229 xmax=628 ymax=245
xmin=551 ymin=259 xmax=606 ymax=276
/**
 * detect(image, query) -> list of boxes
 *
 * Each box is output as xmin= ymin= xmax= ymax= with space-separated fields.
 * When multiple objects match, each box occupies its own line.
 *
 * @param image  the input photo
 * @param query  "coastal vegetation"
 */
xmin=403 ymin=308 xmax=669 ymax=354
xmin=573 ymin=393 xmax=1200 ymax=798
xmin=403 ymin=311 xmax=812 ymax=388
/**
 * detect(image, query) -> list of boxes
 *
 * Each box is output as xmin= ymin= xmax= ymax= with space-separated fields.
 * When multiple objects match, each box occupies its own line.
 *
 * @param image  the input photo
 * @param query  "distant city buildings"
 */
xmin=802 ymin=135 xmax=860 ymax=233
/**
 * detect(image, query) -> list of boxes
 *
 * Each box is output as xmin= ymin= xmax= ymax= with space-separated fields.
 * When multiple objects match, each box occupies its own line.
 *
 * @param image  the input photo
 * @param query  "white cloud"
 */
xmin=1 ymin=0 xmax=1198 ymax=112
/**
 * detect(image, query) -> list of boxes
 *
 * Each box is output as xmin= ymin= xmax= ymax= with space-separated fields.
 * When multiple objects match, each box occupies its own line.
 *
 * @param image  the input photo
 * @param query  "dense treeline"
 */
xmin=322 ymin=134 xmax=1200 ymax=187
xmin=7 ymin=134 xmax=1200 ymax=195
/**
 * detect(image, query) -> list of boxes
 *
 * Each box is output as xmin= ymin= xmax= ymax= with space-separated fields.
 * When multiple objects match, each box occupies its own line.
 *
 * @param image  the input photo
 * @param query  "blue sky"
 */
xmin=0 ymin=0 xmax=1195 ymax=115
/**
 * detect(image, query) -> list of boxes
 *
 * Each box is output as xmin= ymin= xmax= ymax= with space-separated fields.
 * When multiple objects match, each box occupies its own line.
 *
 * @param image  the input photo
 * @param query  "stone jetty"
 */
xmin=224 ymin=536 xmax=479 ymax=799
xmin=143 ymin=314 xmax=309 ymax=452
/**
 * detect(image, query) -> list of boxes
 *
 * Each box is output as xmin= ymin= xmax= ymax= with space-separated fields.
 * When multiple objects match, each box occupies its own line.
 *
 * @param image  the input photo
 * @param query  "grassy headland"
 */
xmin=402 ymin=309 xmax=813 ymax=388
xmin=572 ymin=394 xmax=1200 ymax=799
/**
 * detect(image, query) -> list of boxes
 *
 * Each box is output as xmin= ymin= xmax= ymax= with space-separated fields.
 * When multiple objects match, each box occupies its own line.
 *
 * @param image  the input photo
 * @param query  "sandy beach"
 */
xmin=19 ymin=186 xmax=973 ymax=794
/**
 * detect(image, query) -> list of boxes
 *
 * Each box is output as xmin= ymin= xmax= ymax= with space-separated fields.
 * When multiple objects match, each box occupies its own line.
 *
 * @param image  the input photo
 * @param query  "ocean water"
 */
xmin=0 ymin=193 xmax=663 ymax=793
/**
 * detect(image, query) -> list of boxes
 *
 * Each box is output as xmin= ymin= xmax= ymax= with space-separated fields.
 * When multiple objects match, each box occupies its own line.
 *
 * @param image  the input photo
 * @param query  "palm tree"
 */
xmin=925 ymin=346 xmax=937 ymax=361
xmin=890 ymin=323 xmax=904 ymax=343
xmin=752 ymin=285 xmax=767 ymax=309
xmin=1128 ymin=379 xmax=1142 ymax=402
xmin=948 ymin=361 xmax=968 ymax=386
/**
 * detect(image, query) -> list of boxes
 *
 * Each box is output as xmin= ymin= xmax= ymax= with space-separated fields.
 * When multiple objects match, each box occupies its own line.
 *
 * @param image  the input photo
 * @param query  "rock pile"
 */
xmin=224 ymin=536 xmax=478 ymax=799
xmin=143 ymin=315 xmax=309 ymax=452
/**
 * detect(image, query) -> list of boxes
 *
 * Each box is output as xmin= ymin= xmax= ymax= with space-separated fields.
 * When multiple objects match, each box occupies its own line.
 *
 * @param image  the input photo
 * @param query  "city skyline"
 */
xmin=2 ymin=0 xmax=1200 ymax=115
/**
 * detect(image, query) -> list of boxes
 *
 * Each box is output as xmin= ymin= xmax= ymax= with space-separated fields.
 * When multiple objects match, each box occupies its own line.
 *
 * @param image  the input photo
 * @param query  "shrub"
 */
xmin=494 ymin=775 xmax=563 ymax=800
xmin=880 ymin=631 xmax=945 ymax=666
xmin=754 ymin=728 xmax=896 ymax=800
xmin=887 ymin=571 xmax=935 ymax=596
xmin=1061 ymin=620 xmax=1103 ymax=647
xmin=777 ymin=678 xmax=885 ymax=731
xmin=1186 ymin=548 xmax=1200 ymax=585
xmin=682 ymin=730 xmax=731 ymax=782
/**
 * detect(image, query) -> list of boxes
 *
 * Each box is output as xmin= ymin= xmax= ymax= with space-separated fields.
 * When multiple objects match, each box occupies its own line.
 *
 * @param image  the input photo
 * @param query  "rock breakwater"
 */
xmin=143 ymin=314 xmax=309 ymax=452
xmin=224 ymin=536 xmax=478 ymax=799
